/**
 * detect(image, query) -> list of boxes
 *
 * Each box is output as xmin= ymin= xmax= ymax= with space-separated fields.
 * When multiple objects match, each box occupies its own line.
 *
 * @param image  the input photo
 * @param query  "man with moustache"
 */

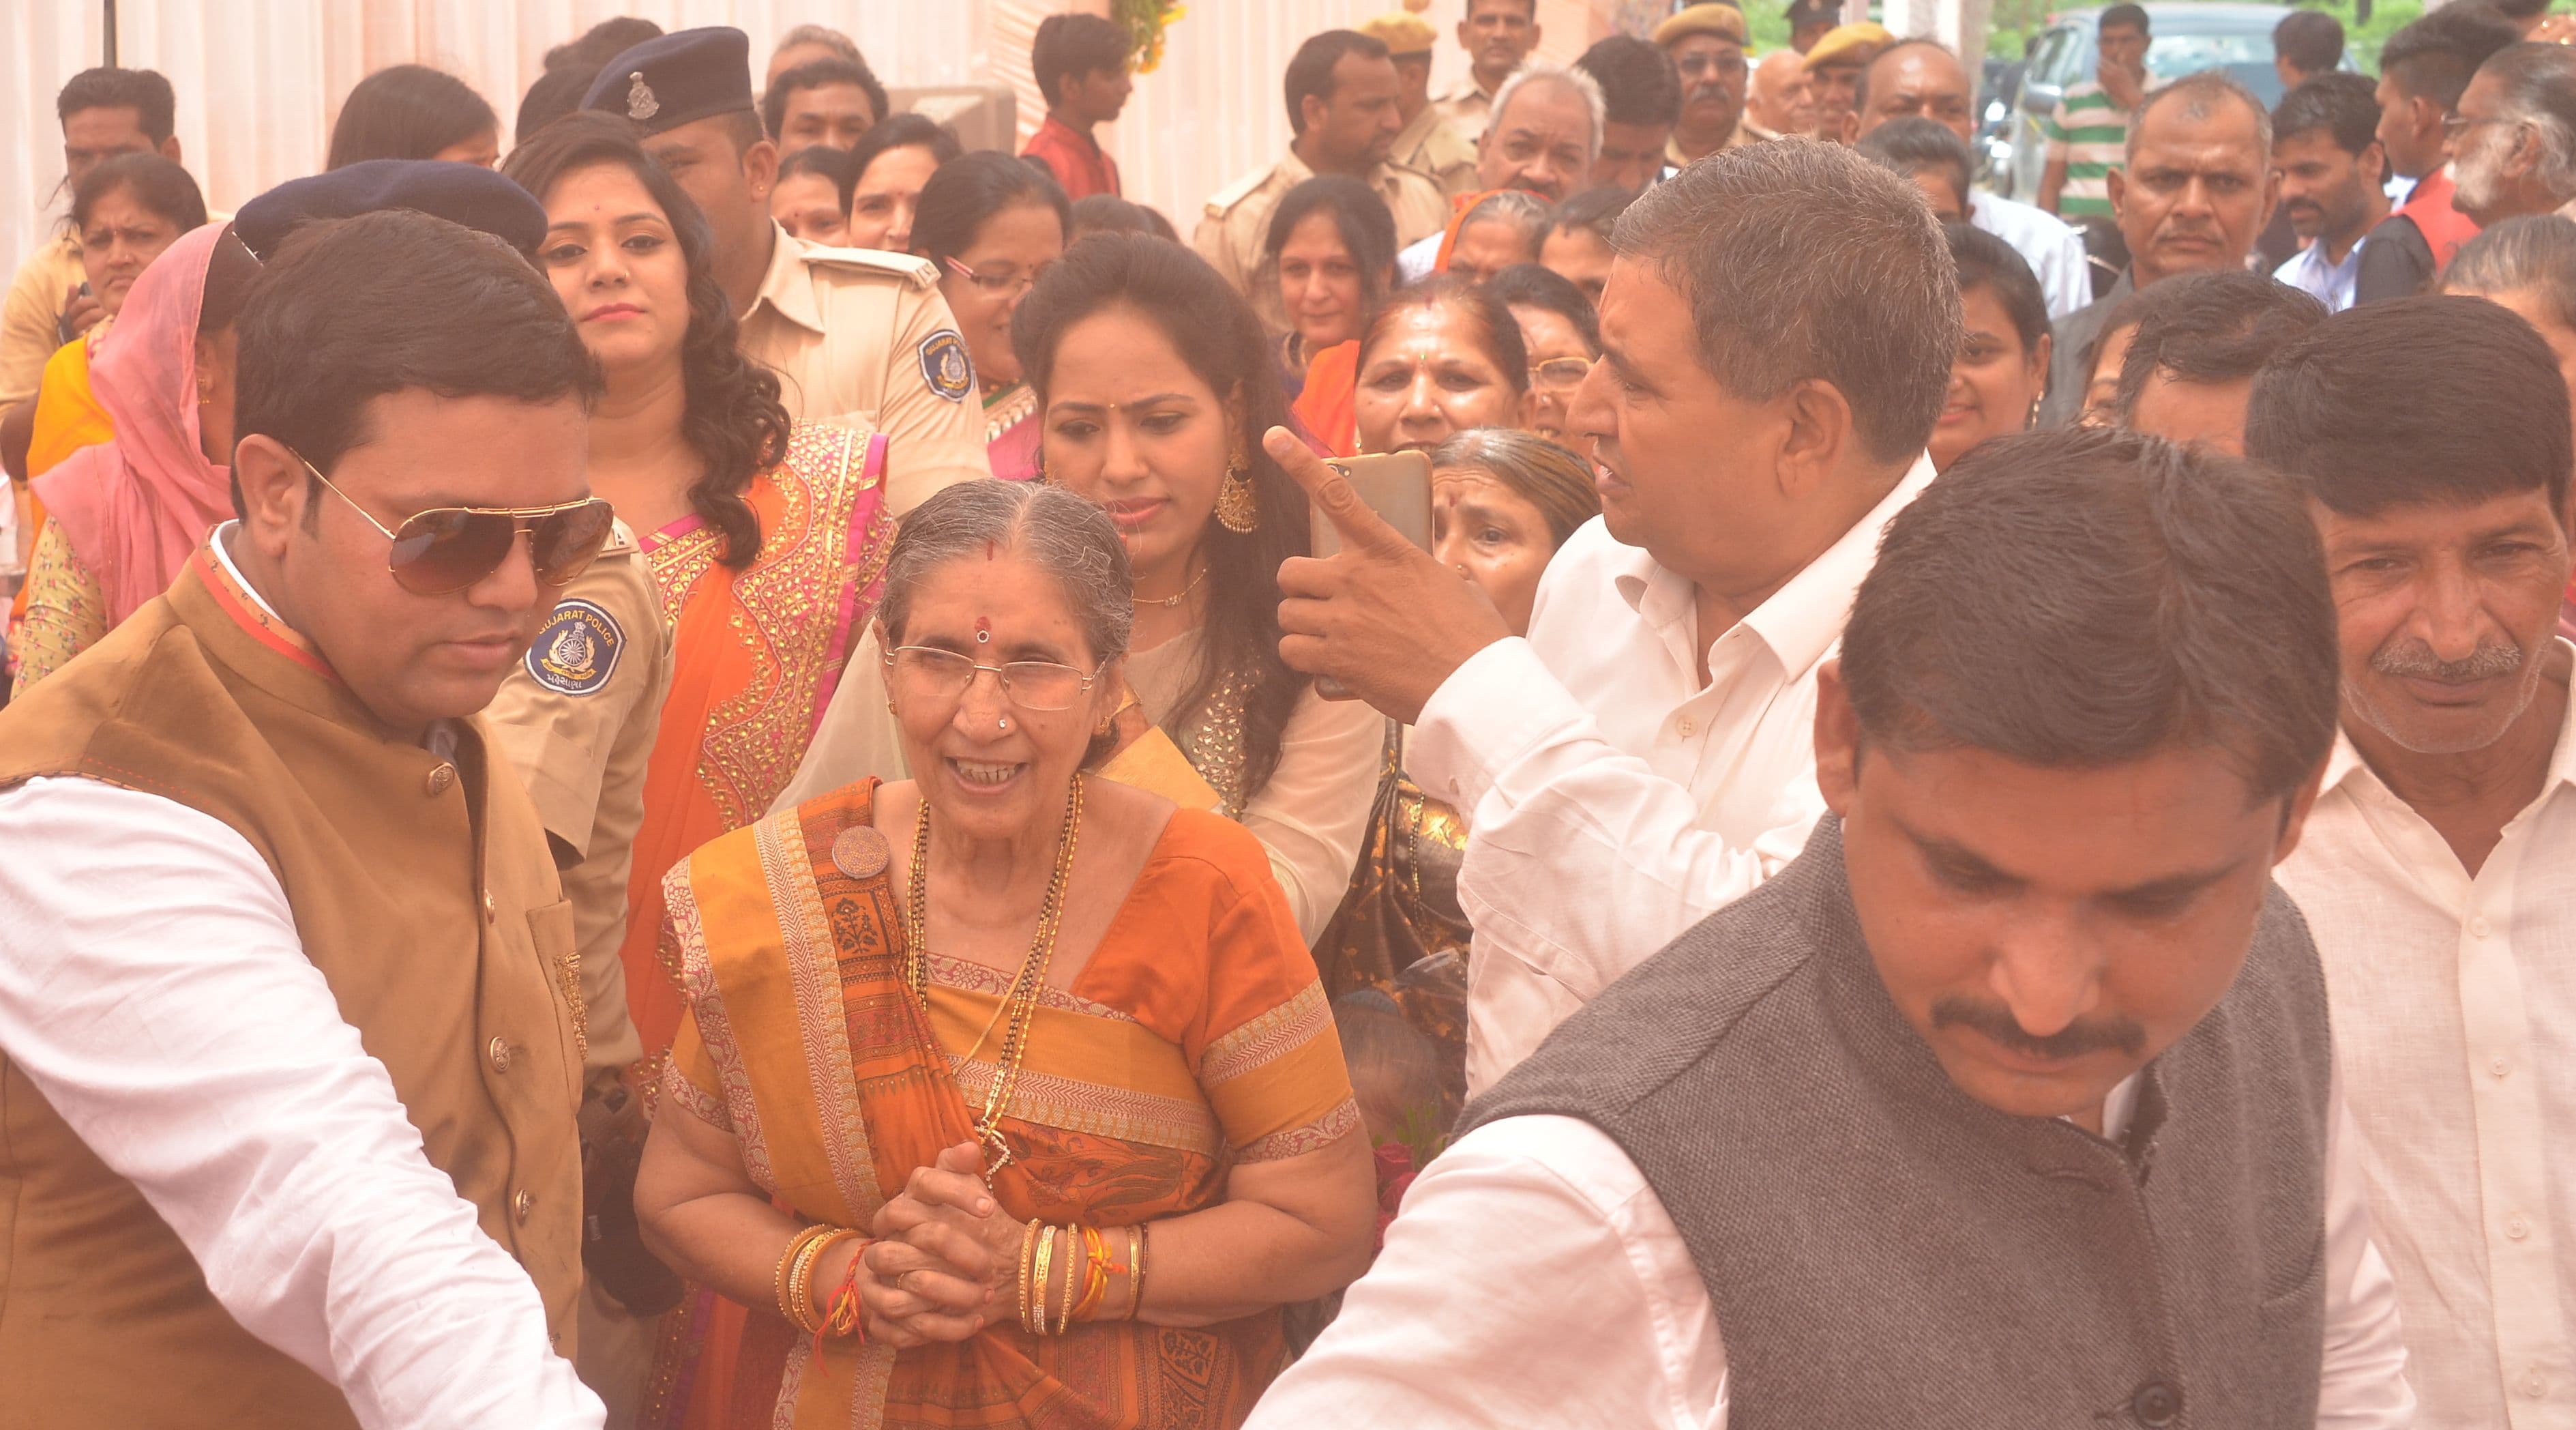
xmin=2252 ymin=295 xmax=2576 ymax=1430
xmin=2042 ymin=73 xmax=2279 ymax=425
xmin=2356 ymin=5 xmax=2522 ymax=304
xmin=1849 ymin=40 xmax=2091 ymax=316
xmin=1394 ymin=64 xmax=1605 ymax=280
xmin=1576 ymin=35 xmax=1685 ymax=192
xmin=1655 ymin=4 xmax=1754 ymax=165
xmin=2272 ymin=74 xmax=2390 ymax=312
xmin=2447 ymin=42 xmax=2576 ymax=229
xmin=0 ymin=209 xmax=610 ymax=1426
xmin=1248 ymin=424 xmax=2414 ymax=1428
xmin=1269 ymin=141 xmax=1957 ymax=1093
xmin=1363 ymin=10 xmax=1479 ymax=198
xmin=1436 ymin=0 xmax=1543 ymax=143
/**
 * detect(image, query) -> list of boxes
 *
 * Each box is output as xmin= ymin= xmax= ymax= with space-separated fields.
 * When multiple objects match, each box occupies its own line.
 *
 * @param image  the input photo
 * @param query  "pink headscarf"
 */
xmin=34 ymin=222 xmax=237 ymax=626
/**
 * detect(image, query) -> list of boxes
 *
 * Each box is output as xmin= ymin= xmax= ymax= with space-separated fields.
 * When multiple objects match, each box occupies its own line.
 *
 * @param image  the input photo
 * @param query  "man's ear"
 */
xmin=743 ymin=136 xmax=780 ymax=199
xmin=2105 ymin=164 xmax=2128 ymax=222
xmin=231 ymin=433 xmax=312 ymax=559
xmin=1813 ymin=658 xmax=1862 ymax=816
xmin=159 ymin=134 xmax=183 ymax=164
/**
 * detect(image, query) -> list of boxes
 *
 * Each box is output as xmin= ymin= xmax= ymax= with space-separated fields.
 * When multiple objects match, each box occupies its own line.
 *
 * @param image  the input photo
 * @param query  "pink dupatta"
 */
xmin=33 ymin=223 xmax=236 ymax=626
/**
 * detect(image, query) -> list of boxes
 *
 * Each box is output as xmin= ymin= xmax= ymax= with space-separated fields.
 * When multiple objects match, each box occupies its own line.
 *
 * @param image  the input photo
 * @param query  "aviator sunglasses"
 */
xmin=290 ymin=447 xmax=617 ymax=596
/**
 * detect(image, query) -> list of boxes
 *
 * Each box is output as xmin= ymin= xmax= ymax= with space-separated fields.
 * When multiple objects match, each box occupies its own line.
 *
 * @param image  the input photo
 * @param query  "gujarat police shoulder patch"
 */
xmin=527 ymin=598 xmax=624 ymax=697
xmin=919 ymin=328 xmax=973 ymax=402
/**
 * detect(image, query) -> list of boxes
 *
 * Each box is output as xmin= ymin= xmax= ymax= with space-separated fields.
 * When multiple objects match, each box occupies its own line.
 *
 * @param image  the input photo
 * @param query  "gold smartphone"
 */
xmin=1311 ymin=450 xmax=1435 ymax=557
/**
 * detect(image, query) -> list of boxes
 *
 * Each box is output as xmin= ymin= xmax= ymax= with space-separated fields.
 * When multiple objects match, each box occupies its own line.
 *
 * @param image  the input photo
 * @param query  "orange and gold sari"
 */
xmin=654 ymin=778 xmax=1361 ymax=1429
xmin=619 ymin=420 xmax=894 ymax=1071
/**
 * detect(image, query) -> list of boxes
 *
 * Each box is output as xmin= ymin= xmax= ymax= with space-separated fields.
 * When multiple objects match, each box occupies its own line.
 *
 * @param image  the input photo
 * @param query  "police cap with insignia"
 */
xmin=582 ymin=26 xmax=757 ymax=136
xmin=234 ymin=160 xmax=550 ymax=261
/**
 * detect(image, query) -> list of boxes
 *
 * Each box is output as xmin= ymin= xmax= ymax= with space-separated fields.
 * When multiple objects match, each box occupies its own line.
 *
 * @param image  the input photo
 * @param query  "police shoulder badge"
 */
xmin=527 ymin=598 xmax=625 ymax=697
xmin=626 ymin=72 xmax=661 ymax=122
xmin=919 ymin=329 xmax=973 ymax=402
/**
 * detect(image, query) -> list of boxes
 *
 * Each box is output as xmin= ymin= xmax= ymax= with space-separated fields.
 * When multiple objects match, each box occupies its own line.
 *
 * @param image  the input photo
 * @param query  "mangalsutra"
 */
xmin=1136 ymin=565 xmax=1208 ymax=609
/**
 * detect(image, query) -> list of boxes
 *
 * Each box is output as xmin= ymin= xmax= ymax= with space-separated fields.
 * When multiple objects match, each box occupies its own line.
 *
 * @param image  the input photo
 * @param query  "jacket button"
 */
xmin=2131 ymin=1380 xmax=2182 ymax=1427
xmin=483 ymin=892 xmax=497 ymax=925
xmin=424 ymin=762 xmax=456 ymax=796
xmin=513 ymin=1188 xmax=535 ymax=1223
xmin=488 ymin=1036 xmax=513 ymax=1073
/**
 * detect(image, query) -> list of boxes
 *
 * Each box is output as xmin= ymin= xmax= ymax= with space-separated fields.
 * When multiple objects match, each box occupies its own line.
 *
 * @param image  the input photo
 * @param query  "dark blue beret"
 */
xmin=234 ymin=160 xmax=549 ymax=261
xmin=581 ymin=27 xmax=756 ymax=136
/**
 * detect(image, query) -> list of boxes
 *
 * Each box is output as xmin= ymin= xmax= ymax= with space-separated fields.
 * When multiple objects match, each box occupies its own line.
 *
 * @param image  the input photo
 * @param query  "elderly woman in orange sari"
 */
xmin=638 ymin=478 xmax=1375 ymax=1429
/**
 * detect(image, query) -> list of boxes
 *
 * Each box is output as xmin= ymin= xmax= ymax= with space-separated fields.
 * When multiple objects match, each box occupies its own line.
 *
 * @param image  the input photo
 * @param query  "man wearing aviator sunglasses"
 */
xmin=0 ymin=207 xmax=615 ymax=1425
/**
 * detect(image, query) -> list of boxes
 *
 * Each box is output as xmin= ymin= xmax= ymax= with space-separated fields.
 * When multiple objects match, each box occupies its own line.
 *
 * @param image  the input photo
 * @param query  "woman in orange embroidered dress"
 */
xmin=636 ymin=480 xmax=1376 ymax=1429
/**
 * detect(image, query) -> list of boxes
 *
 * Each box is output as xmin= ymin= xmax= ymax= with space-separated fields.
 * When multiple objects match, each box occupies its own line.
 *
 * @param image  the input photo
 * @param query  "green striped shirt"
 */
xmin=2045 ymin=81 xmax=2129 ymax=218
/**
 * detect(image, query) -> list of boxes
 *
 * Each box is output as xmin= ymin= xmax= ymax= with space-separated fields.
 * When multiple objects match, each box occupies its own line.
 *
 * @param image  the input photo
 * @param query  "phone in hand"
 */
xmin=1309 ymin=451 xmax=1435 ymax=700
xmin=55 ymin=282 xmax=91 ymax=347
xmin=1310 ymin=450 xmax=1434 ymax=557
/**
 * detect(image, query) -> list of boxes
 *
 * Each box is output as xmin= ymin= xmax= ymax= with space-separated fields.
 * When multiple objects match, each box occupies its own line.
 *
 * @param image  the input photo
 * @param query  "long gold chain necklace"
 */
xmin=903 ymin=774 xmax=1084 ymax=1180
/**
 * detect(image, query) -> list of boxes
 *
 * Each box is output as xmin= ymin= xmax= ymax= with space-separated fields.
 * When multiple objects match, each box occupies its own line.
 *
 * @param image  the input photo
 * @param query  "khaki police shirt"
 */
xmin=1194 ymin=151 xmax=1449 ymax=331
xmin=483 ymin=520 xmax=669 ymax=1075
xmin=1392 ymin=106 xmax=1481 ymax=200
xmin=0 ymin=231 xmax=84 ymax=409
xmin=738 ymin=223 xmax=987 ymax=516
xmin=1434 ymin=80 xmax=1497 ymax=145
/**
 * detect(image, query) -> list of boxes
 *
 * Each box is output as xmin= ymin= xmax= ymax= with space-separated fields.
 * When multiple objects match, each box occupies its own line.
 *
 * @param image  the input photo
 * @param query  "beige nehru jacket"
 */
xmin=483 ymin=520 xmax=668 ymax=1075
xmin=737 ymin=224 xmax=986 ymax=516
xmin=1194 ymin=151 xmax=1447 ymax=330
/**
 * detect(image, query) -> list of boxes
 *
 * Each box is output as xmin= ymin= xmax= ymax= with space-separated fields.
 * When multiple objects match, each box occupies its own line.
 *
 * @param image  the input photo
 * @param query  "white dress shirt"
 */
xmin=1972 ymin=192 xmax=2095 ymax=319
xmin=0 ymin=535 xmax=602 ymax=1429
xmin=2277 ymin=239 xmax=2366 ymax=314
xmin=2277 ymin=667 xmax=2576 ymax=1430
xmin=1248 ymin=1079 xmax=2415 ymax=1429
xmin=1408 ymin=456 xmax=1934 ymax=1094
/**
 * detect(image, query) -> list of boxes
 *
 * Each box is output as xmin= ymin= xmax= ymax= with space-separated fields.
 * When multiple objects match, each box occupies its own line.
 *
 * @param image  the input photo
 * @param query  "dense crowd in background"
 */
xmin=0 ymin=1 xmax=2571 ymax=1427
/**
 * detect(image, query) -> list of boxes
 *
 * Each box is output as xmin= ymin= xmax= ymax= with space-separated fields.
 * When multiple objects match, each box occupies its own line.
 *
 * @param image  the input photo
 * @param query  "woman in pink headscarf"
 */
xmin=12 ymin=222 xmax=261 ymax=693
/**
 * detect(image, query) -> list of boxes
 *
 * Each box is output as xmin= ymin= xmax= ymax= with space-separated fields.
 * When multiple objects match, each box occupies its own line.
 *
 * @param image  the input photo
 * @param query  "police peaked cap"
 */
xmin=582 ymin=27 xmax=758 ymax=136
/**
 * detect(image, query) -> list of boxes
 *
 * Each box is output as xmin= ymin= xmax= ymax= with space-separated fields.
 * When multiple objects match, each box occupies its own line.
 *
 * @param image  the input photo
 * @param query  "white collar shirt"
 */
xmin=2275 ymin=664 xmax=2576 ymax=1428
xmin=1408 ymin=454 xmax=1935 ymax=1094
xmin=2277 ymin=239 xmax=2367 ymax=314
xmin=1970 ymin=192 xmax=2094 ymax=318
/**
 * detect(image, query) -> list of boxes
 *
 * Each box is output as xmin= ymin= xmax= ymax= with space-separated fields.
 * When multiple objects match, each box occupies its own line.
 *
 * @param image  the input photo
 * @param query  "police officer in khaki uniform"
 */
xmin=1362 ymin=10 xmax=1481 ymax=199
xmin=581 ymin=28 xmax=985 ymax=514
xmin=1195 ymin=29 xmax=1449 ymax=330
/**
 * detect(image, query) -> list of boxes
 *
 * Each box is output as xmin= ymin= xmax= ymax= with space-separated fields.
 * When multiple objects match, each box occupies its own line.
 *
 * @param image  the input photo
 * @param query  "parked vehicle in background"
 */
xmin=1995 ymin=3 xmax=2352 ymax=199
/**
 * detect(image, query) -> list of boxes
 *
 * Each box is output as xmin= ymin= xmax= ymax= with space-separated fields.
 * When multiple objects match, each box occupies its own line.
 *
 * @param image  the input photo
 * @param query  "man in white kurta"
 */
xmin=2250 ymin=294 xmax=2576 ymax=1429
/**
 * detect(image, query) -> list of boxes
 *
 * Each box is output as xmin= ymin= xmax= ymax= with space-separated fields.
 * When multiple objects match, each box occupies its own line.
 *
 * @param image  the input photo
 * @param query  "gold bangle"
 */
xmin=1032 ymin=1223 xmax=1058 ymax=1337
xmin=1125 ymin=1224 xmax=1145 ymax=1321
xmin=789 ymin=1229 xmax=860 ymax=1335
xmin=775 ymin=1225 xmax=833 ymax=1328
xmin=1017 ymin=1219 xmax=1042 ymax=1334
xmin=1056 ymin=1223 xmax=1083 ymax=1334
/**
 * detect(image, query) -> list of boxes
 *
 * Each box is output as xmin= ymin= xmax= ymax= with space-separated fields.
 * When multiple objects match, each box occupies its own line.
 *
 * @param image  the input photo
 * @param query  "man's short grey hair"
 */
xmin=1491 ymin=61 xmax=1608 ymax=162
xmin=2447 ymin=212 xmax=2576 ymax=331
xmin=2480 ymin=42 xmax=2576 ymax=203
xmin=879 ymin=480 xmax=1136 ymax=665
xmin=2127 ymin=70 xmax=2273 ymax=166
xmin=773 ymin=24 xmax=863 ymax=65
xmin=1611 ymin=138 xmax=1959 ymax=464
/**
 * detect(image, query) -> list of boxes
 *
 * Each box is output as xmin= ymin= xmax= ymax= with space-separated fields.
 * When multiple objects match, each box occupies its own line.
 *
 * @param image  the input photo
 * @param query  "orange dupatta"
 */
xmin=619 ymin=423 xmax=892 ymax=1067
xmin=1288 ymin=340 xmax=1359 ymax=460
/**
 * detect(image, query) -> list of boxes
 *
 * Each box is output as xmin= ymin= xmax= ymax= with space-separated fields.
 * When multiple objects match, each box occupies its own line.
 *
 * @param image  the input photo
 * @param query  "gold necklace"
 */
xmin=903 ymin=774 xmax=1084 ymax=1180
xmin=1135 ymin=564 xmax=1207 ymax=609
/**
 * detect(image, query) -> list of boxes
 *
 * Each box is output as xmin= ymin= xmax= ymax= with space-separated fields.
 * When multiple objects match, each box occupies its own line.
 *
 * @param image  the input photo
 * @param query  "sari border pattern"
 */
xmin=1239 ymin=1100 xmax=1364 ymax=1164
xmin=924 ymin=950 xmax=1136 ymax=1024
xmin=1200 ymin=978 xmax=1335 ymax=1088
xmin=948 ymin=1055 xmax=1224 ymax=1157
xmin=659 ymin=1060 xmax=734 ymax=1133
xmin=666 ymin=860 xmax=777 ymax=1191
xmin=756 ymin=806 xmax=885 ymax=1219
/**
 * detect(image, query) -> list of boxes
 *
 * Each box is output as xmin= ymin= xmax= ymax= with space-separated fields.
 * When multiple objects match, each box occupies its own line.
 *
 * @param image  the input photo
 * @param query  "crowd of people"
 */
xmin=0 ymin=1 xmax=2569 ymax=1427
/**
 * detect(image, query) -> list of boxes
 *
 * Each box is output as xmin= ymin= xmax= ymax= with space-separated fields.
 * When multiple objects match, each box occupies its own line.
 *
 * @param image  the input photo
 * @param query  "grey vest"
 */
xmin=1464 ymin=817 xmax=2332 ymax=1429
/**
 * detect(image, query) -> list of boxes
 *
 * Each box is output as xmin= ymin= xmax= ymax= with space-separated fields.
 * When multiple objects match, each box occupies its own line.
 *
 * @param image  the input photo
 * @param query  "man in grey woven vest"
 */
xmin=1249 ymin=426 xmax=2415 ymax=1428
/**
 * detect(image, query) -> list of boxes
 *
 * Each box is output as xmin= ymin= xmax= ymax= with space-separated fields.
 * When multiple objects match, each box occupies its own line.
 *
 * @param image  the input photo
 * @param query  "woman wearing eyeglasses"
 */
xmin=913 ymin=151 xmax=1071 ymax=483
xmin=501 ymin=113 xmax=895 ymax=1105
xmin=1484 ymin=263 xmax=1600 ymax=448
xmin=637 ymin=478 xmax=1374 ymax=1428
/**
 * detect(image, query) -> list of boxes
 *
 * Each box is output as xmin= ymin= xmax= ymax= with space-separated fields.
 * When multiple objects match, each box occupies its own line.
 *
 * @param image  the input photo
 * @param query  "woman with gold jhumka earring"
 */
xmin=782 ymin=233 xmax=1387 ymax=946
xmin=637 ymin=480 xmax=1374 ymax=1429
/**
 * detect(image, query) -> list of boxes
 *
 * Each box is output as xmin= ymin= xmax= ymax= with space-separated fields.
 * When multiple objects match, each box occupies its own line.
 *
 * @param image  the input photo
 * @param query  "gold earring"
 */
xmin=1214 ymin=452 xmax=1258 ymax=534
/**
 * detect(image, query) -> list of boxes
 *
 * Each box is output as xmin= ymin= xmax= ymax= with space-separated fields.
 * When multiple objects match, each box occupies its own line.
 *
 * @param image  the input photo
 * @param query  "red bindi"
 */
xmin=975 ymin=617 xmax=992 ymax=644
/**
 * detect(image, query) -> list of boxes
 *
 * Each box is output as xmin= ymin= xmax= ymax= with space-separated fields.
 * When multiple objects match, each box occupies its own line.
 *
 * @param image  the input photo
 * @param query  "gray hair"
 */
xmin=1611 ymin=138 xmax=1959 ymax=464
xmin=878 ymin=480 xmax=1136 ymax=665
xmin=2481 ymin=42 xmax=2576 ymax=203
xmin=2446 ymin=212 xmax=2576 ymax=331
xmin=1491 ymin=61 xmax=1608 ymax=162
xmin=1458 ymin=188 xmax=1554 ymax=250
xmin=773 ymin=24 xmax=863 ymax=65
xmin=2127 ymin=71 xmax=2273 ymax=167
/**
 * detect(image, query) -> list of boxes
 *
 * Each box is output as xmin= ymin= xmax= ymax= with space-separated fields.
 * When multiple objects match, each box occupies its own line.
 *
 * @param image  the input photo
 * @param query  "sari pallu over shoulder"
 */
xmin=658 ymin=780 xmax=1292 ymax=1430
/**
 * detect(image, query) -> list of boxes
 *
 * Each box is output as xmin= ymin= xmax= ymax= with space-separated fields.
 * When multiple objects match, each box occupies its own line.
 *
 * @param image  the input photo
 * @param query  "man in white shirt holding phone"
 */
xmin=1272 ymin=139 xmax=1948 ymax=1093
